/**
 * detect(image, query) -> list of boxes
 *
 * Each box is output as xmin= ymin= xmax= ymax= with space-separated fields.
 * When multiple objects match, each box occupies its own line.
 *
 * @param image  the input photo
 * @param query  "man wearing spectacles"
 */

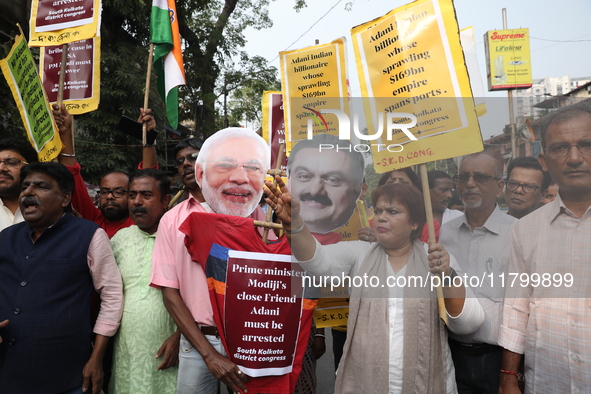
xmin=499 ymin=103 xmax=591 ymax=393
xmin=0 ymin=138 xmax=38 ymax=233
xmin=441 ymin=151 xmax=516 ymax=394
xmin=505 ymin=156 xmax=551 ymax=219
xmin=287 ymin=134 xmax=364 ymax=235
xmin=53 ymin=105 xmax=157 ymax=238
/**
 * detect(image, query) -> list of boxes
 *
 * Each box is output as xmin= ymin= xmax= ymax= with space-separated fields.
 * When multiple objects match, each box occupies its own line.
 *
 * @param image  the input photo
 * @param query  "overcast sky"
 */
xmin=240 ymin=0 xmax=591 ymax=138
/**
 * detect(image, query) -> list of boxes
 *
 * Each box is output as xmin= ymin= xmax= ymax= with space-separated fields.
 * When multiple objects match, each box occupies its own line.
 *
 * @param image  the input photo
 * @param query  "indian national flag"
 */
xmin=151 ymin=0 xmax=185 ymax=129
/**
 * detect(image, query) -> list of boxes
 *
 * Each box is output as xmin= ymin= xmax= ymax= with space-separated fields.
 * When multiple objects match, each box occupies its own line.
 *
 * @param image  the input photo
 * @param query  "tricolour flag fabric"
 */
xmin=151 ymin=0 xmax=185 ymax=129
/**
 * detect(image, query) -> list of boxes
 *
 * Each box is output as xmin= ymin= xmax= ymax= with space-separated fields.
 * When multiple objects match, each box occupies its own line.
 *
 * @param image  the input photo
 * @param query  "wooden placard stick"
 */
xmin=262 ymin=142 xmax=286 ymax=242
xmin=142 ymin=43 xmax=155 ymax=146
xmin=267 ymin=169 xmax=287 ymax=177
xmin=168 ymin=188 xmax=186 ymax=209
xmin=56 ymin=44 xmax=68 ymax=107
xmin=254 ymin=220 xmax=284 ymax=230
xmin=56 ymin=43 xmax=75 ymax=152
xmin=419 ymin=163 xmax=448 ymax=324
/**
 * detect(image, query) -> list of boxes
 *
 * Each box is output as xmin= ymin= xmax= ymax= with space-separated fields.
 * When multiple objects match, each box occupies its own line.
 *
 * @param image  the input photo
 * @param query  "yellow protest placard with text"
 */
xmin=484 ymin=28 xmax=532 ymax=91
xmin=351 ymin=0 xmax=483 ymax=173
xmin=29 ymin=0 xmax=101 ymax=46
xmin=334 ymin=202 xmax=374 ymax=242
xmin=0 ymin=34 xmax=62 ymax=162
xmin=280 ymin=38 xmax=349 ymax=154
xmin=314 ymin=287 xmax=350 ymax=329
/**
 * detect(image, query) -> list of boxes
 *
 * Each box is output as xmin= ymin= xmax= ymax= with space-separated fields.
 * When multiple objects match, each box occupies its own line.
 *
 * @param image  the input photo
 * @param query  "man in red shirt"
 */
xmin=53 ymin=104 xmax=157 ymax=238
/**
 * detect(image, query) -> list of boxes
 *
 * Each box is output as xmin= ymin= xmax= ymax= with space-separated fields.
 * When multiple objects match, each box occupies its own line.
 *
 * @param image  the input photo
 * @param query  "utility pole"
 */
xmin=503 ymin=8 xmax=518 ymax=159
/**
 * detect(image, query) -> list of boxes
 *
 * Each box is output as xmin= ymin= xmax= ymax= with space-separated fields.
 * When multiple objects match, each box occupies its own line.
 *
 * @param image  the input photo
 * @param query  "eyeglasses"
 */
xmin=0 ymin=158 xmax=28 ymax=168
xmin=505 ymin=180 xmax=541 ymax=194
xmin=175 ymin=153 xmax=199 ymax=167
xmin=545 ymin=140 xmax=591 ymax=159
xmin=212 ymin=162 xmax=263 ymax=174
xmin=453 ymin=173 xmax=501 ymax=185
xmin=98 ymin=188 xmax=128 ymax=198
xmin=294 ymin=173 xmax=344 ymax=187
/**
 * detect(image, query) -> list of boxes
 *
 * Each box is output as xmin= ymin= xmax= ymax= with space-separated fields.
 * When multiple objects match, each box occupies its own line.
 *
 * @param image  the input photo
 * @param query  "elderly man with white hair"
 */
xmin=150 ymin=128 xmax=270 ymax=394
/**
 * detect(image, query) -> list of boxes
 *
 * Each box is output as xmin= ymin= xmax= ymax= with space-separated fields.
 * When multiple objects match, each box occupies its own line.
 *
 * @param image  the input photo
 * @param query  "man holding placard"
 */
xmin=151 ymin=128 xmax=270 ymax=394
xmin=53 ymin=104 xmax=158 ymax=238
xmin=440 ymin=152 xmax=516 ymax=393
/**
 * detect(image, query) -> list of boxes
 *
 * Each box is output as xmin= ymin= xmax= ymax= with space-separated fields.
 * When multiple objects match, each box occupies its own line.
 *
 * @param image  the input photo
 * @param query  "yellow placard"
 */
xmin=39 ymin=37 xmax=101 ymax=114
xmin=279 ymin=38 xmax=350 ymax=153
xmin=334 ymin=202 xmax=374 ymax=242
xmin=313 ymin=286 xmax=350 ymax=329
xmin=29 ymin=0 xmax=101 ymax=46
xmin=484 ymin=28 xmax=532 ymax=91
xmin=0 ymin=34 xmax=62 ymax=161
xmin=351 ymin=0 xmax=483 ymax=173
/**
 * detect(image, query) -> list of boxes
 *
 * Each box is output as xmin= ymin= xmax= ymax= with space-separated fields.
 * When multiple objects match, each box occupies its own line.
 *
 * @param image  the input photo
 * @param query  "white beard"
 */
xmin=461 ymin=190 xmax=483 ymax=209
xmin=201 ymin=172 xmax=261 ymax=217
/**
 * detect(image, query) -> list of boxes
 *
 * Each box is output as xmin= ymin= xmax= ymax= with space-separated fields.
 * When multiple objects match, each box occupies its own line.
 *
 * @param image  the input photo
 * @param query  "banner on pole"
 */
xmin=350 ymin=0 xmax=483 ymax=172
xmin=39 ymin=37 xmax=101 ymax=114
xmin=262 ymin=91 xmax=287 ymax=172
xmin=484 ymin=28 xmax=532 ymax=91
xmin=29 ymin=0 xmax=101 ymax=46
xmin=0 ymin=34 xmax=62 ymax=161
xmin=280 ymin=38 xmax=350 ymax=153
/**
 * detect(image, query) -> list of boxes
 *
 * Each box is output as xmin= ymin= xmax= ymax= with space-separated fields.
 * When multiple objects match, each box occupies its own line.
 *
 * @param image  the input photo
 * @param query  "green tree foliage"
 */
xmin=363 ymin=162 xmax=381 ymax=207
xmin=0 ymin=23 xmax=28 ymax=142
xmin=176 ymin=0 xmax=278 ymax=137
xmin=226 ymin=54 xmax=281 ymax=129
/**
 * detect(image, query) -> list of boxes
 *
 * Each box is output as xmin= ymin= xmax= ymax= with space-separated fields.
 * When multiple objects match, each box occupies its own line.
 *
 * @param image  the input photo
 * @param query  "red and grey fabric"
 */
xmin=180 ymin=213 xmax=315 ymax=393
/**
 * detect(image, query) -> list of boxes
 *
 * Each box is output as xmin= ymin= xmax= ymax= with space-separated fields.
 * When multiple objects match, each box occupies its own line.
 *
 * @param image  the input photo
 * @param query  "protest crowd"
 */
xmin=1 ymin=98 xmax=590 ymax=394
xmin=1 ymin=0 xmax=591 ymax=392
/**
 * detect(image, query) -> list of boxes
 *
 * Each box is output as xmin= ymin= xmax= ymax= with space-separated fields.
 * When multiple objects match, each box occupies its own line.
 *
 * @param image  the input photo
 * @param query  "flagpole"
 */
xmin=143 ymin=43 xmax=155 ymax=146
